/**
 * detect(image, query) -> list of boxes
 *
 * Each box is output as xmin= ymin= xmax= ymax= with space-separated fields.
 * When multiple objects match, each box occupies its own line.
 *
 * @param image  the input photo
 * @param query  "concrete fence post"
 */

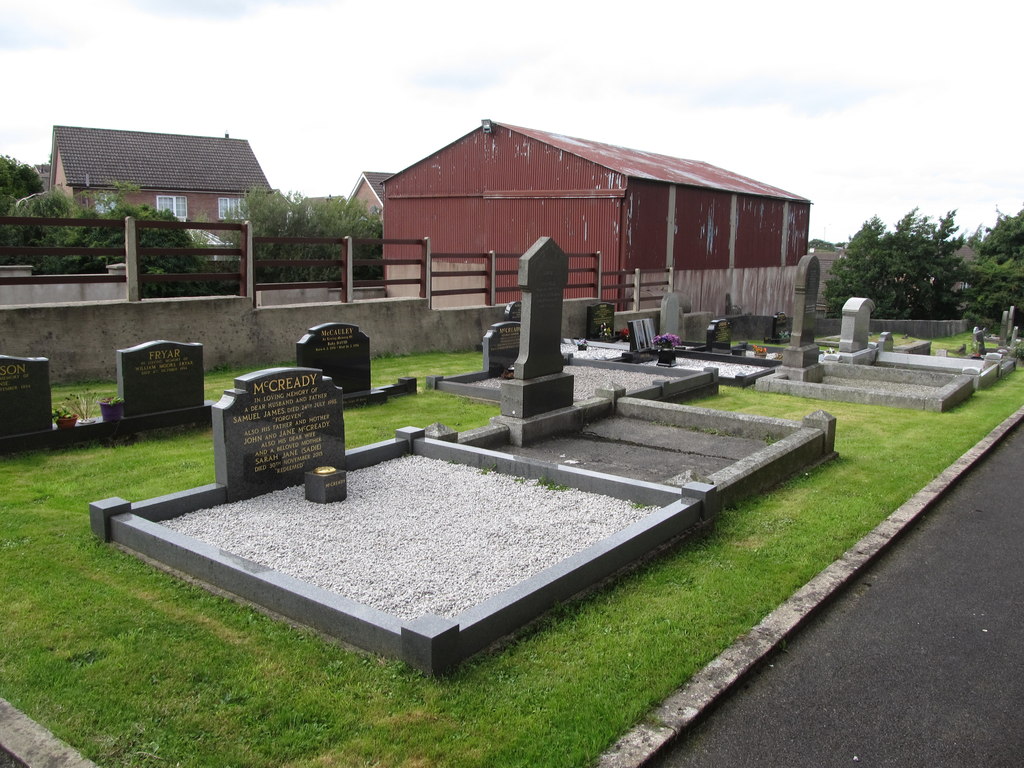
xmin=595 ymin=250 xmax=603 ymax=300
xmin=488 ymin=250 xmax=496 ymax=306
xmin=124 ymin=216 xmax=140 ymax=302
xmin=344 ymin=236 xmax=354 ymax=303
xmin=633 ymin=268 xmax=641 ymax=312
xmin=423 ymin=236 xmax=432 ymax=305
xmin=241 ymin=221 xmax=254 ymax=301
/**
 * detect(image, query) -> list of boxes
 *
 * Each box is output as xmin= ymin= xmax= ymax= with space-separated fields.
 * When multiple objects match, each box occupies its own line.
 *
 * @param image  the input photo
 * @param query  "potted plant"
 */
xmin=575 ymin=338 xmax=588 ymax=351
xmin=52 ymin=405 xmax=78 ymax=430
xmin=98 ymin=395 xmax=125 ymax=422
xmin=752 ymin=344 xmax=768 ymax=358
xmin=652 ymin=333 xmax=680 ymax=366
xmin=66 ymin=393 xmax=99 ymax=425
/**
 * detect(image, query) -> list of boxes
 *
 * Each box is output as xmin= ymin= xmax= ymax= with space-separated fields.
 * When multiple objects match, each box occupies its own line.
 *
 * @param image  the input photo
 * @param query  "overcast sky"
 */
xmin=3 ymin=0 xmax=1021 ymax=244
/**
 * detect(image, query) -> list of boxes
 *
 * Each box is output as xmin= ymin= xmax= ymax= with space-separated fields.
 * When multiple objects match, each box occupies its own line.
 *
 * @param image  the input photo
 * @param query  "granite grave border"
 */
xmin=90 ymin=432 xmax=717 ymax=675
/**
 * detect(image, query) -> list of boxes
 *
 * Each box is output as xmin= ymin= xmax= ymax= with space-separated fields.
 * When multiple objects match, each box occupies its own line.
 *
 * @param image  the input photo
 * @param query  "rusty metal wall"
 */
xmin=621 ymin=180 xmax=670 ymax=271
xmin=673 ymin=185 xmax=733 ymax=271
xmin=734 ymin=196 xmax=785 ymax=269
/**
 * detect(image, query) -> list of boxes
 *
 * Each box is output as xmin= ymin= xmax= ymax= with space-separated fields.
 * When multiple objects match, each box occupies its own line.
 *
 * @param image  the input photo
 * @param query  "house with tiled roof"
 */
xmin=49 ymin=125 xmax=271 ymax=221
xmin=349 ymin=171 xmax=391 ymax=217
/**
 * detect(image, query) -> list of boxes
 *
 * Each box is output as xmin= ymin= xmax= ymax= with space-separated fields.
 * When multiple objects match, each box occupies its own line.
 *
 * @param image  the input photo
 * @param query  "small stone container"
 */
xmin=304 ymin=465 xmax=347 ymax=503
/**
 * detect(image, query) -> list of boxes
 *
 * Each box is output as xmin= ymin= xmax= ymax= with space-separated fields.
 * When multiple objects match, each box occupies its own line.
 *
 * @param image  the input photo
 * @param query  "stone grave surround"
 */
xmin=117 ymin=340 xmax=204 ymax=417
xmin=500 ymin=237 xmax=574 ymax=419
xmin=212 ymin=367 xmax=346 ymax=502
xmin=296 ymin=322 xmax=371 ymax=396
xmin=0 ymin=355 xmax=51 ymax=437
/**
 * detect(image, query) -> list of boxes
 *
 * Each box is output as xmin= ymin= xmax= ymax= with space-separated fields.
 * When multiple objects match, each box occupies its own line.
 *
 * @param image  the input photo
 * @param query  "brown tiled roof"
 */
xmin=52 ymin=125 xmax=271 ymax=192
xmin=353 ymin=171 xmax=391 ymax=205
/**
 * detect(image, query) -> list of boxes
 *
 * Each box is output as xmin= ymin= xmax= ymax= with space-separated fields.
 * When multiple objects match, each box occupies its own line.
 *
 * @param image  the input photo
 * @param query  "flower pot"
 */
xmin=656 ymin=349 xmax=677 ymax=367
xmin=55 ymin=416 xmax=78 ymax=430
xmin=99 ymin=401 xmax=124 ymax=422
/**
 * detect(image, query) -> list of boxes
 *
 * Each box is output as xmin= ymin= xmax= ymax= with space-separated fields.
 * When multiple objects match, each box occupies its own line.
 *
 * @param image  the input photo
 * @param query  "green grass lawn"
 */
xmin=2 ymin=350 xmax=1022 ymax=767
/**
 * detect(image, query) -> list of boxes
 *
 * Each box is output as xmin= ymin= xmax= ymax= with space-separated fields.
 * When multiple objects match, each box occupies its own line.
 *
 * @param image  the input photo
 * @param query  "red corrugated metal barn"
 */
xmin=382 ymin=121 xmax=811 ymax=315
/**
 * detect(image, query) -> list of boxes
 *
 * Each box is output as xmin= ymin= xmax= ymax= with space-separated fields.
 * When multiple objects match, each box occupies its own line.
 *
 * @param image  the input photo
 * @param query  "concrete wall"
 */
xmin=815 ymin=317 xmax=969 ymax=339
xmin=0 ymin=295 xmax=660 ymax=384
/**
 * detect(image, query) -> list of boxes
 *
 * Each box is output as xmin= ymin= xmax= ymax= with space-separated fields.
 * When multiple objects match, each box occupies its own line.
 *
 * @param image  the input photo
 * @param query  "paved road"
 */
xmin=650 ymin=423 xmax=1024 ymax=767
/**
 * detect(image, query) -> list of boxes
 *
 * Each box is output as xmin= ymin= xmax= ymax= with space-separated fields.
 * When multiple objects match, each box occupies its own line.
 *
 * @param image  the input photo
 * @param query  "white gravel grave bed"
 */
xmin=162 ymin=455 xmax=651 ymax=620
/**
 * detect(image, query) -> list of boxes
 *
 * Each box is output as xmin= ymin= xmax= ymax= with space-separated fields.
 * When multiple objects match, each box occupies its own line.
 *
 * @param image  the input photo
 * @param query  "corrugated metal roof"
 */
xmin=52 ymin=125 xmax=271 ymax=192
xmin=499 ymin=123 xmax=809 ymax=203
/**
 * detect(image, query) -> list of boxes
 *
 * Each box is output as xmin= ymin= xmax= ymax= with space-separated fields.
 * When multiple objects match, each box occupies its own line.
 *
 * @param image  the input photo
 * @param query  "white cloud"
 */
xmin=2 ymin=0 xmax=1021 ymax=244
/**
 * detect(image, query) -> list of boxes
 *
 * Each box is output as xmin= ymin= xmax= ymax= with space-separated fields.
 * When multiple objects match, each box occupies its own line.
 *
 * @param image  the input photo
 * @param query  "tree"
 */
xmin=0 ymin=155 xmax=43 ymax=214
xmin=823 ymin=209 xmax=966 ymax=319
xmin=236 ymin=188 xmax=383 ymax=284
xmin=964 ymin=206 xmax=1024 ymax=327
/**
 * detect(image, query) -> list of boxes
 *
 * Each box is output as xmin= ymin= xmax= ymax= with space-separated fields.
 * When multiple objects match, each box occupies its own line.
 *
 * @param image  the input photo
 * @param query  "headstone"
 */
xmin=482 ymin=321 xmax=521 ymax=376
xmin=877 ymin=331 xmax=894 ymax=351
xmin=839 ymin=297 xmax=875 ymax=353
xmin=503 ymin=301 xmax=522 ymax=322
xmin=514 ymin=238 xmax=568 ymax=380
xmin=659 ymin=293 xmax=681 ymax=337
xmin=213 ymin=367 xmax=345 ymax=502
xmin=296 ymin=322 xmax=371 ymax=396
xmin=628 ymin=318 xmax=656 ymax=351
xmin=117 ymin=340 xmax=204 ymax=417
xmin=500 ymin=237 xmax=574 ymax=420
xmin=0 ymin=355 xmax=51 ymax=437
xmin=782 ymin=254 xmax=822 ymax=371
xmin=1000 ymin=310 xmax=1010 ymax=345
xmin=586 ymin=302 xmax=615 ymax=340
xmin=972 ymin=326 xmax=986 ymax=356
xmin=770 ymin=312 xmax=790 ymax=342
xmin=706 ymin=318 xmax=732 ymax=350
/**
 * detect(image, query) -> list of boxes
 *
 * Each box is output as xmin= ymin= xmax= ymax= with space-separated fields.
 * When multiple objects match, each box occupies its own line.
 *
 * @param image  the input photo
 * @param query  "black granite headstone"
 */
xmin=213 ymin=367 xmax=345 ymax=502
xmin=706 ymin=319 xmax=732 ymax=350
xmin=586 ymin=302 xmax=615 ymax=340
xmin=503 ymin=301 xmax=522 ymax=322
xmin=482 ymin=321 xmax=521 ymax=376
xmin=296 ymin=322 xmax=371 ymax=396
xmin=0 ymin=355 xmax=51 ymax=437
xmin=771 ymin=312 xmax=790 ymax=342
xmin=628 ymin=318 xmax=656 ymax=351
xmin=117 ymin=340 xmax=204 ymax=417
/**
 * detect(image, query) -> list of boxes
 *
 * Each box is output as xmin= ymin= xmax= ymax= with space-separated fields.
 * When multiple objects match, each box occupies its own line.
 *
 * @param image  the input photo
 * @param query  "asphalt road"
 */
xmin=649 ymin=423 xmax=1024 ymax=767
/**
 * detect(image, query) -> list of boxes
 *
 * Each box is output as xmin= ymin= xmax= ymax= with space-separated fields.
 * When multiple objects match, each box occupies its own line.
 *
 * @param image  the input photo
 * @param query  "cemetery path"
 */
xmin=636 ymin=409 xmax=1024 ymax=768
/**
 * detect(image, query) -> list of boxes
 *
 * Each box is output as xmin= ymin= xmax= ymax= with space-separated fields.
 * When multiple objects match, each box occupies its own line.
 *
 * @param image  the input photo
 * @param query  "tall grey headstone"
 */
xmin=212 ymin=367 xmax=345 ymax=502
xmin=782 ymin=254 xmax=823 ymax=374
xmin=117 ymin=340 xmax=204 ymax=416
xmin=514 ymin=237 xmax=569 ymax=380
xmin=660 ymin=293 xmax=681 ymax=337
xmin=500 ymin=237 xmax=574 ymax=420
xmin=0 ymin=355 xmax=51 ymax=436
xmin=839 ymin=297 xmax=875 ymax=353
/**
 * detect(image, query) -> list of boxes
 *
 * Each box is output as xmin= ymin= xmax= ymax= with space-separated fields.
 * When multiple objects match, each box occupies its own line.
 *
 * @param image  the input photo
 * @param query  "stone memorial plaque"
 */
xmin=296 ymin=322 xmax=371 ymax=396
xmin=706 ymin=319 xmax=732 ymax=350
xmin=503 ymin=301 xmax=522 ymax=322
xmin=0 ymin=355 xmax=51 ymax=437
xmin=514 ymin=238 xmax=568 ymax=379
xmin=628 ymin=318 xmax=656 ymax=351
xmin=213 ymin=367 xmax=345 ymax=502
xmin=586 ymin=302 xmax=615 ymax=340
xmin=117 ymin=340 xmax=204 ymax=417
xmin=482 ymin=321 xmax=521 ymax=376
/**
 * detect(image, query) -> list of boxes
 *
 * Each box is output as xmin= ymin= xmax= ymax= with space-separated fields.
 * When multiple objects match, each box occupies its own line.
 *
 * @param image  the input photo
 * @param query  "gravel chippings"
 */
xmin=162 ymin=456 xmax=651 ymax=620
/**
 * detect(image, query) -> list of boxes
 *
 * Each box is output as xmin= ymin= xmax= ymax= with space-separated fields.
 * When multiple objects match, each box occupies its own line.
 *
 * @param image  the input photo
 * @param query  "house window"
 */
xmin=156 ymin=195 xmax=187 ymax=220
xmin=218 ymin=197 xmax=242 ymax=220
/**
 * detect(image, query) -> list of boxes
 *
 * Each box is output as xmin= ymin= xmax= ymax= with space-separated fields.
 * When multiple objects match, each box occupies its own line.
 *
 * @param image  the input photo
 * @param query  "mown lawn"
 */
xmin=2 ymin=351 xmax=1021 ymax=767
